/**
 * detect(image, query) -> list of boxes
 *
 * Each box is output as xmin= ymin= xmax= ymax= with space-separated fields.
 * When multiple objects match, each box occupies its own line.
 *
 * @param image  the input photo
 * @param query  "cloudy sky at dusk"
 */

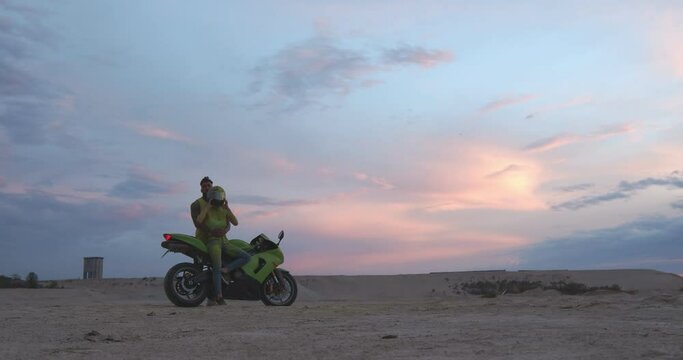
xmin=2 ymin=1 xmax=682 ymax=279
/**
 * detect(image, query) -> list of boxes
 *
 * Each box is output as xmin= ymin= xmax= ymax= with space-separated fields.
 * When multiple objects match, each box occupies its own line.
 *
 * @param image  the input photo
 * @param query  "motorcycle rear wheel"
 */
xmin=260 ymin=271 xmax=297 ymax=306
xmin=164 ymin=262 xmax=209 ymax=307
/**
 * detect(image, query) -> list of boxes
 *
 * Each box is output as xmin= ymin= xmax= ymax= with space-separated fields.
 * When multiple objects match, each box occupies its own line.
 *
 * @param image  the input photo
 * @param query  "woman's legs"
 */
xmin=206 ymin=239 xmax=223 ymax=301
xmin=222 ymin=241 xmax=251 ymax=272
xmin=223 ymin=249 xmax=251 ymax=272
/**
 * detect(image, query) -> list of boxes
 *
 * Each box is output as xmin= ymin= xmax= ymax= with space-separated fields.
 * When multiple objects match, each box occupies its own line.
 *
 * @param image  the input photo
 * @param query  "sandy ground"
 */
xmin=1 ymin=270 xmax=682 ymax=360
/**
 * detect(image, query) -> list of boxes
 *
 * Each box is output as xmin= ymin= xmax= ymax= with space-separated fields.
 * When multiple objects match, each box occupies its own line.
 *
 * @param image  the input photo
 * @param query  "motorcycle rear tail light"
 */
xmin=163 ymin=234 xmax=172 ymax=241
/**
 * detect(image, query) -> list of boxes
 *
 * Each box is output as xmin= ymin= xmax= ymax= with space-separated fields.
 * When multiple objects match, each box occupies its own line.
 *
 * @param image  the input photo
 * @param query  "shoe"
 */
xmin=216 ymin=298 xmax=226 ymax=305
xmin=206 ymin=298 xmax=218 ymax=306
xmin=221 ymin=273 xmax=231 ymax=285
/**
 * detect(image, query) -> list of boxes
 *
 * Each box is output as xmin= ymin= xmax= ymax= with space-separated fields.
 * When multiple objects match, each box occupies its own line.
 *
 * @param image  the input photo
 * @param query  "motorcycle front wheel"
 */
xmin=164 ymin=262 xmax=209 ymax=307
xmin=260 ymin=271 xmax=297 ymax=306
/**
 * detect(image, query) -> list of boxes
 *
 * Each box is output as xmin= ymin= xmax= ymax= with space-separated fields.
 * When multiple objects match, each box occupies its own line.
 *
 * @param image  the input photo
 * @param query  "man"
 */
xmin=191 ymin=176 xmax=223 ymax=306
xmin=191 ymin=176 xmax=218 ymax=239
xmin=190 ymin=177 xmax=249 ymax=305
xmin=192 ymin=176 xmax=238 ymax=239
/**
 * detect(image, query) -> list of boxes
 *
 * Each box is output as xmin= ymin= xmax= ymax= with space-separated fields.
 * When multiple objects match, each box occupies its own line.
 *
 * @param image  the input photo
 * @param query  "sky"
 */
xmin=1 ymin=0 xmax=682 ymax=279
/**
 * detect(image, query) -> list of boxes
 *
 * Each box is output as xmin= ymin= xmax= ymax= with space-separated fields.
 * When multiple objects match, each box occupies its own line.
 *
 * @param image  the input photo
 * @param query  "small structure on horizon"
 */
xmin=83 ymin=257 xmax=103 ymax=279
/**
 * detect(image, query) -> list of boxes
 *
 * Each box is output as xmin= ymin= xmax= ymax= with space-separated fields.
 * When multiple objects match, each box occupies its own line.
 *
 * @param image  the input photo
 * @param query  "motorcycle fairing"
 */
xmin=163 ymin=233 xmax=208 ymax=253
xmin=228 ymin=239 xmax=284 ymax=283
xmin=162 ymin=234 xmax=285 ymax=284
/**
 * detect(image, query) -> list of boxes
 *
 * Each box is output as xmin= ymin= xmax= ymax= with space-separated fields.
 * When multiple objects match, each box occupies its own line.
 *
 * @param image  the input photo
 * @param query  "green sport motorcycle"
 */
xmin=160 ymin=230 xmax=297 ymax=307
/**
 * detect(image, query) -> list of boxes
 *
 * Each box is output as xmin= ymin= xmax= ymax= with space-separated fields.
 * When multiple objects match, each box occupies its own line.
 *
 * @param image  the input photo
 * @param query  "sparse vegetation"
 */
xmin=547 ymin=281 xmax=588 ymax=295
xmin=458 ymin=279 xmax=624 ymax=297
xmin=0 ymin=272 xmax=55 ymax=289
xmin=461 ymin=280 xmax=543 ymax=297
xmin=480 ymin=292 xmax=498 ymax=298
xmin=26 ymin=272 xmax=39 ymax=288
xmin=548 ymin=281 xmax=621 ymax=295
xmin=0 ymin=274 xmax=28 ymax=288
xmin=44 ymin=280 xmax=60 ymax=289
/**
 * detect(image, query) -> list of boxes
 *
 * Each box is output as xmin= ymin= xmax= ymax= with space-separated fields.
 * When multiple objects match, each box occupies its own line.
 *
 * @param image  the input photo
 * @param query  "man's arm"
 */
xmin=191 ymin=202 xmax=210 ymax=232
xmin=191 ymin=202 xmax=201 ymax=228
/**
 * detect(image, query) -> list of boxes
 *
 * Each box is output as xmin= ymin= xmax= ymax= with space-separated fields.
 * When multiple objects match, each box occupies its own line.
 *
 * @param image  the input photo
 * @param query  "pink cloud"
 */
xmin=248 ymin=142 xmax=548 ymax=250
xmin=590 ymin=123 xmax=637 ymax=140
xmin=382 ymin=45 xmax=454 ymax=68
xmin=615 ymin=139 xmax=683 ymax=178
xmin=247 ymin=141 xmax=548 ymax=219
xmin=354 ymin=172 xmax=395 ymax=190
xmin=243 ymin=152 xmax=305 ymax=175
xmin=415 ymin=143 xmax=548 ymax=212
xmin=317 ymin=167 xmax=337 ymax=177
xmin=56 ymin=95 xmax=76 ymax=111
xmin=480 ymin=94 xmax=535 ymax=114
xmin=289 ymin=199 xmax=444 ymax=242
xmin=127 ymin=123 xmax=192 ymax=143
xmin=525 ymin=96 xmax=593 ymax=118
xmin=115 ymin=203 xmax=164 ymax=220
xmin=233 ymin=140 xmax=553 ymax=274
xmin=0 ymin=180 xmax=28 ymax=195
xmin=524 ymin=122 xmax=638 ymax=153
xmin=524 ymin=134 xmax=582 ymax=153
xmin=288 ymin=231 xmax=529 ymax=274
xmin=649 ymin=11 xmax=683 ymax=77
xmin=267 ymin=154 xmax=300 ymax=173
xmin=360 ymin=79 xmax=384 ymax=87
xmin=485 ymin=164 xmax=526 ymax=178
xmin=176 ymin=211 xmax=192 ymax=221
xmin=244 ymin=208 xmax=282 ymax=220
xmin=357 ymin=232 xmax=528 ymax=265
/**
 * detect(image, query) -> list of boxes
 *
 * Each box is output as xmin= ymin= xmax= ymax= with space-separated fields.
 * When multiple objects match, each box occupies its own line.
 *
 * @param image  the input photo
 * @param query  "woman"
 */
xmin=196 ymin=185 xmax=250 ymax=305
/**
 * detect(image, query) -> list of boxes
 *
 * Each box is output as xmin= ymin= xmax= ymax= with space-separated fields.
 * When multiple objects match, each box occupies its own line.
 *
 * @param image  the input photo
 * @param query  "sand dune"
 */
xmin=46 ymin=269 xmax=683 ymax=302
xmin=1 ymin=269 xmax=682 ymax=359
xmin=296 ymin=269 xmax=683 ymax=301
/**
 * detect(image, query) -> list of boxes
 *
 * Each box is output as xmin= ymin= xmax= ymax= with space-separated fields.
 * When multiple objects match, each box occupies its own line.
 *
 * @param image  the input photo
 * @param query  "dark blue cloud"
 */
xmin=518 ymin=216 xmax=683 ymax=274
xmin=231 ymin=194 xmax=314 ymax=207
xmin=618 ymin=172 xmax=683 ymax=191
xmin=0 ymin=101 xmax=52 ymax=144
xmin=108 ymin=169 xmax=176 ymax=199
xmin=249 ymin=36 xmax=374 ymax=110
xmin=250 ymin=36 xmax=453 ymax=110
xmin=552 ymin=191 xmax=630 ymax=210
xmin=0 ymin=190 xmax=160 ymax=279
xmin=556 ymin=183 xmax=594 ymax=192
xmin=553 ymin=171 xmax=683 ymax=210
xmin=0 ymin=1 xmax=64 ymax=145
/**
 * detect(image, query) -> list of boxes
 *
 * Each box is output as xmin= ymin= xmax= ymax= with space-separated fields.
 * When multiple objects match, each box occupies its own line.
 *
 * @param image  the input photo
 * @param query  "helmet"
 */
xmin=207 ymin=186 xmax=226 ymax=205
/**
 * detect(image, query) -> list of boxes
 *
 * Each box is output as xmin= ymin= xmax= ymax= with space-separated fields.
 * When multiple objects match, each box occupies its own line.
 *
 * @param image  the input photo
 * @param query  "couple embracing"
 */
xmin=190 ymin=176 xmax=250 ymax=305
